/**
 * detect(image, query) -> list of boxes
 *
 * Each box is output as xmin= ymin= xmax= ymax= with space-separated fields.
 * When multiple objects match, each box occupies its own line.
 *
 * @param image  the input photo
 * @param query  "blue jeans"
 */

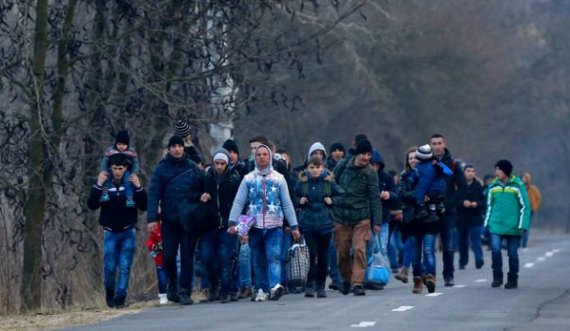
xmin=490 ymin=234 xmax=521 ymax=276
xmin=238 ymin=243 xmax=252 ymax=287
xmin=401 ymin=237 xmax=414 ymax=268
xmin=156 ymin=266 xmax=168 ymax=294
xmin=521 ymin=213 xmax=533 ymax=248
xmin=411 ymin=233 xmax=436 ymax=277
xmin=388 ymin=228 xmax=403 ymax=269
xmin=458 ymin=225 xmax=484 ymax=267
xmin=281 ymin=231 xmax=293 ymax=285
xmin=440 ymin=214 xmax=457 ymax=278
xmin=328 ymin=236 xmax=341 ymax=284
xmin=103 ymin=228 xmax=136 ymax=297
xmin=249 ymin=227 xmax=283 ymax=292
xmin=201 ymin=228 xmax=239 ymax=294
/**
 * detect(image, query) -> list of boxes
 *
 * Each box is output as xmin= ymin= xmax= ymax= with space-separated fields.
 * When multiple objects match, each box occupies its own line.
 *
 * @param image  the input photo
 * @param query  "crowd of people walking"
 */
xmin=88 ymin=121 xmax=541 ymax=308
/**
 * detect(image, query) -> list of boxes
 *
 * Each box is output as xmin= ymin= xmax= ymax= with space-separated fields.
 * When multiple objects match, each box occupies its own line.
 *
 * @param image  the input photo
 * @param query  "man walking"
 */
xmin=485 ymin=160 xmax=530 ymax=289
xmin=88 ymin=154 xmax=148 ymax=308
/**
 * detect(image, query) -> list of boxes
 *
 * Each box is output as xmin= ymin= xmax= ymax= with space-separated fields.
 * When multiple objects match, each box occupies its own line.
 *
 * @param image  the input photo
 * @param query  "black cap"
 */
xmin=167 ymin=135 xmax=184 ymax=148
xmin=222 ymin=139 xmax=239 ymax=155
xmin=329 ymin=142 xmax=345 ymax=153
xmin=495 ymin=159 xmax=513 ymax=177
xmin=353 ymin=139 xmax=373 ymax=155
xmin=115 ymin=130 xmax=129 ymax=146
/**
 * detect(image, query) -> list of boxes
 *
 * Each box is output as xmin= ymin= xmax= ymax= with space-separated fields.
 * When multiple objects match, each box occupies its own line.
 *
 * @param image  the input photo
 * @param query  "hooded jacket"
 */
xmin=484 ymin=176 xmax=531 ymax=236
xmin=228 ymin=144 xmax=298 ymax=229
xmin=438 ymin=148 xmax=467 ymax=214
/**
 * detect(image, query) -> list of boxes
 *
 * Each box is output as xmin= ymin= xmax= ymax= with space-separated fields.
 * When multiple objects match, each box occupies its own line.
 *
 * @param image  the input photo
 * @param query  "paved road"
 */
xmin=63 ymin=233 xmax=570 ymax=331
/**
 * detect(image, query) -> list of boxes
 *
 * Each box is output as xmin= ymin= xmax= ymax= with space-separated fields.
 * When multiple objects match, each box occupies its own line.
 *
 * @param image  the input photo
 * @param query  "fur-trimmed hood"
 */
xmin=298 ymin=169 xmax=334 ymax=183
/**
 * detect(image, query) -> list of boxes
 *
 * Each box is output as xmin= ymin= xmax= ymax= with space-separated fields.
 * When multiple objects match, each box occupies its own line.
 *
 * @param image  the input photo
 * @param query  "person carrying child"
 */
xmin=146 ymin=220 xmax=168 ymax=305
xmin=295 ymin=155 xmax=344 ymax=298
xmin=99 ymin=130 xmax=139 ymax=207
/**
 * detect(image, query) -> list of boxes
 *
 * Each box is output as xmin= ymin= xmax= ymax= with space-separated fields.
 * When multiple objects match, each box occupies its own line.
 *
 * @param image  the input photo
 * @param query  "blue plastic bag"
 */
xmin=365 ymin=236 xmax=391 ymax=286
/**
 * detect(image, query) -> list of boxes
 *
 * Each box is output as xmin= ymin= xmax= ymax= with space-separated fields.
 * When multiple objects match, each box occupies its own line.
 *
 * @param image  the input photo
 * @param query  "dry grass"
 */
xmin=0 ymin=301 xmax=157 ymax=331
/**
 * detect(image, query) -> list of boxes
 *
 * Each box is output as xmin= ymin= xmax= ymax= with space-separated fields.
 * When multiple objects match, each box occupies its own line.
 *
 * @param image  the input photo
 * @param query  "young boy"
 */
xmin=146 ymin=221 xmax=168 ymax=304
xmin=411 ymin=144 xmax=451 ymax=219
xmin=99 ymin=130 xmax=139 ymax=207
xmin=295 ymin=156 xmax=344 ymax=298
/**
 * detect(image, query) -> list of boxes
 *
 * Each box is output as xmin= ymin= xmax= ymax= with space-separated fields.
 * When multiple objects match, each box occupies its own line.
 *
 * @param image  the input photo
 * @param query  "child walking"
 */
xmin=99 ymin=130 xmax=139 ymax=207
xmin=295 ymin=156 xmax=344 ymax=298
xmin=146 ymin=221 xmax=168 ymax=304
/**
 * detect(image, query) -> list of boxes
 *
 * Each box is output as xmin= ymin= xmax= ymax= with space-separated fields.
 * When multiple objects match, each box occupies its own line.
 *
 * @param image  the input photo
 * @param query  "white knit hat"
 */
xmin=416 ymin=144 xmax=433 ymax=160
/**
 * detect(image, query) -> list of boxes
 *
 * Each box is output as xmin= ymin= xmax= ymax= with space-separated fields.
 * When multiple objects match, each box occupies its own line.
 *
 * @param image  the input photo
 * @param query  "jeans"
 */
xmin=335 ymin=220 xmax=371 ymax=285
xmin=411 ymin=233 xmax=436 ymax=277
xmin=238 ymin=243 xmax=252 ymax=287
xmin=388 ymin=228 xmax=404 ymax=269
xmin=156 ymin=266 xmax=168 ymax=294
xmin=281 ymin=231 xmax=293 ymax=285
xmin=103 ymin=228 xmax=136 ymax=297
xmin=249 ymin=227 xmax=283 ymax=292
xmin=457 ymin=225 xmax=484 ymax=267
xmin=200 ymin=228 xmax=239 ymax=294
xmin=304 ymin=231 xmax=332 ymax=290
xmin=440 ymin=214 xmax=457 ymax=278
xmin=490 ymin=234 xmax=521 ymax=276
xmin=521 ymin=213 xmax=533 ymax=248
xmin=401 ymin=237 xmax=414 ymax=268
xmin=328 ymin=236 xmax=341 ymax=284
xmin=162 ymin=221 xmax=199 ymax=293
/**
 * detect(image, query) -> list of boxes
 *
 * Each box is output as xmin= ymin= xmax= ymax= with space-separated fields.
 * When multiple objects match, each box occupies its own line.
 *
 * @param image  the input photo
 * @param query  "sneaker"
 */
xmin=126 ymin=198 xmax=135 ymax=208
xmin=100 ymin=192 xmax=110 ymax=203
xmin=253 ymin=289 xmax=268 ymax=302
xmin=459 ymin=265 xmax=466 ymax=270
xmin=363 ymin=282 xmax=384 ymax=290
xmin=304 ymin=287 xmax=315 ymax=298
xmin=339 ymin=281 xmax=351 ymax=295
xmin=328 ymin=281 xmax=339 ymax=290
xmin=158 ymin=293 xmax=168 ymax=305
xmin=239 ymin=286 xmax=253 ymax=299
xmin=353 ymin=285 xmax=365 ymax=296
xmin=167 ymin=283 xmax=179 ymax=303
xmin=270 ymin=284 xmax=285 ymax=301
xmin=179 ymin=292 xmax=193 ymax=305
xmin=114 ymin=295 xmax=126 ymax=309
xmin=475 ymin=260 xmax=484 ymax=269
xmin=105 ymin=288 xmax=115 ymax=308
xmin=444 ymin=276 xmax=454 ymax=287
xmin=316 ymin=289 xmax=327 ymax=298
xmin=208 ymin=288 xmax=219 ymax=302
xmin=220 ymin=293 xmax=230 ymax=304
xmin=230 ymin=293 xmax=239 ymax=302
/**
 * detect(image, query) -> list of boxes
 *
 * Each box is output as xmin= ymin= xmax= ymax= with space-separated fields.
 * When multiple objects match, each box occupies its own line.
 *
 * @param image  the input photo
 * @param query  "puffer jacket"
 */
xmin=332 ymin=157 xmax=382 ymax=226
xmin=203 ymin=166 xmax=241 ymax=228
xmin=147 ymin=154 xmax=202 ymax=223
xmin=295 ymin=170 xmax=344 ymax=233
xmin=484 ymin=176 xmax=531 ymax=236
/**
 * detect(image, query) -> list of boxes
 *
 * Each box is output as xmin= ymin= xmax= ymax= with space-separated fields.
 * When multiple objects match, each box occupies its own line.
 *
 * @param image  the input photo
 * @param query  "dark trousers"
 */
xmin=162 ymin=220 xmax=199 ymax=293
xmin=440 ymin=214 xmax=457 ymax=279
xmin=304 ymin=231 xmax=332 ymax=290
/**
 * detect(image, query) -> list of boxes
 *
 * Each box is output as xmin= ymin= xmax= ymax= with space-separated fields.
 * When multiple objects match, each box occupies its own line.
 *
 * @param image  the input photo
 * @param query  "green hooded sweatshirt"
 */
xmin=483 ymin=176 xmax=531 ymax=236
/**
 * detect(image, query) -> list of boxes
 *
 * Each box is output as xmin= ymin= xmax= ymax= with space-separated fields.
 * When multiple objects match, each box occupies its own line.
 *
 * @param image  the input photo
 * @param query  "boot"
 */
xmin=178 ymin=289 xmax=193 ymax=305
xmin=426 ymin=274 xmax=436 ymax=293
xmin=412 ymin=277 xmax=423 ymax=294
xmin=113 ymin=295 xmax=126 ymax=309
xmin=167 ymin=282 xmax=179 ymax=303
xmin=395 ymin=267 xmax=409 ymax=283
xmin=504 ymin=273 xmax=518 ymax=289
xmin=105 ymin=288 xmax=115 ymax=308
xmin=491 ymin=270 xmax=503 ymax=288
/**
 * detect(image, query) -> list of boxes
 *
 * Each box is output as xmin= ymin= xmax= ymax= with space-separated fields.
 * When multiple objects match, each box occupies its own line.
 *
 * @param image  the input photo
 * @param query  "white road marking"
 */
xmin=453 ymin=285 xmax=468 ymax=288
xmin=426 ymin=293 xmax=443 ymax=297
xmin=351 ymin=321 xmax=377 ymax=328
xmin=392 ymin=306 xmax=414 ymax=312
xmin=545 ymin=252 xmax=554 ymax=257
xmin=553 ymin=249 xmax=560 ymax=253
xmin=475 ymin=279 xmax=487 ymax=283
xmin=524 ymin=262 xmax=534 ymax=268
xmin=537 ymin=257 xmax=546 ymax=262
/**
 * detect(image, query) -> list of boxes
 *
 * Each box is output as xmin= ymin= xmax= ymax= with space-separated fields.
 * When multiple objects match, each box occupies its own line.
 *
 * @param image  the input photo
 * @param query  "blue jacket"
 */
xmin=411 ymin=161 xmax=448 ymax=204
xmin=147 ymin=154 xmax=202 ymax=223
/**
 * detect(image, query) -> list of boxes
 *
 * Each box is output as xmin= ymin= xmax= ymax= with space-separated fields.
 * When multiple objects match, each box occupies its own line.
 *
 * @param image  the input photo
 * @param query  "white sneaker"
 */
xmin=158 ymin=293 xmax=168 ymax=305
xmin=254 ymin=289 xmax=268 ymax=302
xmin=270 ymin=283 xmax=285 ymax=301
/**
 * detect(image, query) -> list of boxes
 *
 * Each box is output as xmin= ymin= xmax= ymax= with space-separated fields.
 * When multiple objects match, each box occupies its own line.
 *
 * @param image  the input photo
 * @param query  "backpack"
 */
xmin=301 ymin=179 xmax=332 ymax=198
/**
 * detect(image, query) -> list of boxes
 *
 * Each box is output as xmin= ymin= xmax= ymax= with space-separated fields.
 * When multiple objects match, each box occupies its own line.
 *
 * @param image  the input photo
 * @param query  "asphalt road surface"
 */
xmin=62 ymin=233 xmax=570 ymax=331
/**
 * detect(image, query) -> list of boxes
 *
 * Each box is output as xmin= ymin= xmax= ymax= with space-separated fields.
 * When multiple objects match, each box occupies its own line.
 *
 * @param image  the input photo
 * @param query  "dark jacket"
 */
xmin=147 ymin=154 xmax=202 ymax=223
xmin=457 ymin=179 xmax=486 ymax=228
xmin=373 ymin=149 xmax=398 ymax=225
xmin=398 ymin=169 xmax=439 ymax=236
xmin=88 ymin=182 xmax=147 ymax=232
xmin=295 ymin=170 xmax=345 ymax=233
xmin=332 ymin=157 xmax=382 ymax=226
xmin=439 ymin=148 xmax=467 ymax=214
xmin=203 ymin=166 xmax=241 ymax=229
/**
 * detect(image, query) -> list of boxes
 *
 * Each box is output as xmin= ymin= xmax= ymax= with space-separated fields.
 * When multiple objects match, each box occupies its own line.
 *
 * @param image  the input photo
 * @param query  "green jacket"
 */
xmin=483 ymin=176 xmax=531 ymax=236
xmin=332 ymin=157 xmax=382 ymax=226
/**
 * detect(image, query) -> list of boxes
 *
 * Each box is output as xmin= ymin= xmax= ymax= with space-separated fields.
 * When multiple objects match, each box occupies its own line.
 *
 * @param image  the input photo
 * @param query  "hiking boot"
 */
xmin=504 ymin=274 xmax=518 ymax=289
xmin=475 ymin=259 xmax=485 ymax=269
xmin=492 ymin=271 xmax=503 ymax=288
xmin=270 ymin=284 xmax=285 ymax=301
xmin=316 ymin=289 xmax=327 ymax=298
xmin=239 ymin=286 xmax=253 ymax=299
xmin=220 ymin=292 xmax=230 ymax=304
xmin=353 ymin=285 xmax=365 ymax=296
xmin=395 ymin=267 xmax=409 ymax=283
xmin=426 ymin=274 xmax=436 ymax=293
xmin=444 ymin=276 xmax=454 ymax=287
xmin=199 ymin=288 xmax=209 ymax=303
xmin=178 ymin=291 xmax=193 ymax=305
xmin=339 ymin=281 xmax=351 ymax=295
xmin=412 ymin=277 xmax=423 ymax=294
xmin=158 ymin=293 xmax=168 ymax=305
xmin=253 ymin=289 xmax=268 ymax=302
xmin=114 ymin=295 xmax=126 ymax=309
xmin=304 ymin=287 xmax=315 ymax=298
xmin=328 ymin=281 xmax=339 ymax=290
xmin=167 ymin=283 xmax=179 ymax=303
xmin=105 ymin=288 xmax=115 ymax=308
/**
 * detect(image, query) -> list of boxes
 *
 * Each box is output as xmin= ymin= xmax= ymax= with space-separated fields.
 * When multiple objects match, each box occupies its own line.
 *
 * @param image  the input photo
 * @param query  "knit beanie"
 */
xmin=222 ymin=139 xmax=239 ymax=155
xmin=115 ymin=130 xmax=129 ymax=146
xmin=353 ymin=139 xmax=373 ymax=155
xmin=329 ymin=142 xmax=345 ymax=154
xmin=213 ymin=148 xmax=230 ymax=164
xmin=175 ymin=120 xmax=191 ymax=138
xmin=495 ymin=159 xmax=513 ymax=177
xmin=416 ymin=144 xmax=433 ymax=161
xmin=167 ymin=135 xmax=184 ymax=148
